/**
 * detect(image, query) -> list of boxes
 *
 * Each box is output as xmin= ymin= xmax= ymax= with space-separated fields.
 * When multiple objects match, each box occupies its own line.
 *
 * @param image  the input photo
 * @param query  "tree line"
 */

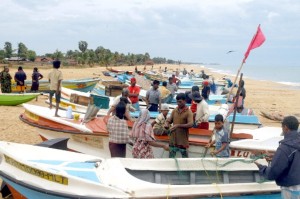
xmin=0 ymin=41 xmax=180 ymax=66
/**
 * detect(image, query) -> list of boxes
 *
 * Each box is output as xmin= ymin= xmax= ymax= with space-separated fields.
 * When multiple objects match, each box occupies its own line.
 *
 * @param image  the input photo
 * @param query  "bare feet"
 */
xmin=54 ymin=114 xmax=60 ymax=117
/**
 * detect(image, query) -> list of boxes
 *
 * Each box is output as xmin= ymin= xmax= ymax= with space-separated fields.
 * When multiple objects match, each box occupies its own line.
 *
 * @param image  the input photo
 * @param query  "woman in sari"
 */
xmin=131 ymin=109 xmax=169 ymax=158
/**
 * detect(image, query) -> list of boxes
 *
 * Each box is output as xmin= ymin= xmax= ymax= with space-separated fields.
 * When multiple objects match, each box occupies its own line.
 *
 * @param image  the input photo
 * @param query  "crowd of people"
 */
xmin=0 ymin=65 xmax=43 ymax=93
xmin=105 ymin=68 xmax=234 ymax=159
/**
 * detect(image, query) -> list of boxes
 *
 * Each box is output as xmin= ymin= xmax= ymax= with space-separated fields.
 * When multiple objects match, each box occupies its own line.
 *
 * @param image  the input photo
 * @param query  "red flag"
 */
xmin=243 ymin=24 xmax=266 ymax=63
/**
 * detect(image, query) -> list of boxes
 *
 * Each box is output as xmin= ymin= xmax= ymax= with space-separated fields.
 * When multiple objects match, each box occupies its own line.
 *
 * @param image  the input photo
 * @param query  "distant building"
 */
xmin=35 ymin=57 xmax=53 ymax=63
xmin=8 ymin=57 xmax=28 ymax=62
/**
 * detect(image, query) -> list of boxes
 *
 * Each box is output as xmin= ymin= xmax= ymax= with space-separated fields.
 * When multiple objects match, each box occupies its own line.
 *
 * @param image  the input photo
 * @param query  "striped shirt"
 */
xmin=107 ymin=116 xmax=129 ymax=144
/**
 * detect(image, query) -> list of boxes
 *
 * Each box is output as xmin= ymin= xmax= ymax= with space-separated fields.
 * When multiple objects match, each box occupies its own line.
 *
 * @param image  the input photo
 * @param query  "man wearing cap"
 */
xmin=151 ymin=104 xmax=170 ymax=136
xmin=193 ymin=91 xmax=210 ymax=130
xmin=128 ymin=77 xmax=140 ymax=111
xmin=201 ymin=80 xmax=210 ymax=100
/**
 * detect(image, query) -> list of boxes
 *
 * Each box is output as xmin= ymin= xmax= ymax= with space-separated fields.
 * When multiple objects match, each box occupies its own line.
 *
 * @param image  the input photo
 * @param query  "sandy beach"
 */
xmin=0 ymin=63 xmax=300 ymax=198
xmin=1 ymin=64 xmax=300 ymax=146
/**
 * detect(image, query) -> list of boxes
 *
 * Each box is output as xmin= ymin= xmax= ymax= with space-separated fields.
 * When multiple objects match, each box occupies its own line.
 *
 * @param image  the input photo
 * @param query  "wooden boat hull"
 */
xmin=11 ymin=78 xmax=100 ymax=93
xmin=39 ymin=126 xmax=282 ymax=159
xmin=0 ymin=93 xmax=39 ymax=106
xmin=0 ymin=141 xmax=280 ymax=199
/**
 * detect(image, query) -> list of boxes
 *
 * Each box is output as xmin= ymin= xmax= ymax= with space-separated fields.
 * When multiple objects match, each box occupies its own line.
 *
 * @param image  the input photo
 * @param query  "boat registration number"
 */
xmin=4 ymin=155 xmax=68 ymax=185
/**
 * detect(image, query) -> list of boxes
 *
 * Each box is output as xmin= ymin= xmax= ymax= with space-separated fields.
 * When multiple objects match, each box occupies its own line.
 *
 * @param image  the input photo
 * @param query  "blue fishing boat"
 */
xmin=0 ymin=141 xmax=280 ymax=199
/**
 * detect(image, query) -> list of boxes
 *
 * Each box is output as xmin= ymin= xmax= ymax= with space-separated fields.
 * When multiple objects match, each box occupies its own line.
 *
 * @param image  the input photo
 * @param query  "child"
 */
xmin=205 ymin=114 xmax=229 ymax=157
xmin=48 ymin=60 xmax=63 ymax=117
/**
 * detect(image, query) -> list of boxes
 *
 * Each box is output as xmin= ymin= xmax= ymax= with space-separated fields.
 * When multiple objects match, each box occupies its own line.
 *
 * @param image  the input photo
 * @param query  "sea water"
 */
xmin=201 ymin=64 xmax=300 ymax=90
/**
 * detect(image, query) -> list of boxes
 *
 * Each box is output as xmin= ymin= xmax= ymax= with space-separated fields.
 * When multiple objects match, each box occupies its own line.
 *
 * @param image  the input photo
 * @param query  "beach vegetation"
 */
xmin=1 ymin=40 xmax=180 ymax=68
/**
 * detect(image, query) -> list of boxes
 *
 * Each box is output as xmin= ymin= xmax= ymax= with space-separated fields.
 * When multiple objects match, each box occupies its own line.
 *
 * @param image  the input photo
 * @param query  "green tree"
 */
xmin=27 ymin=50 xmax=37 ymax=62
xmin=78 ymin=41 xmax=88 ymax=53
xmin=0 ymin=50 xmax=5 ymax=60
xmin=4 ymin=42 xmax=13 ymax=58
xmin=52 ymin=49 xmax=64 ymax=60
xmin=18 ymin=42 xmax=28 ymax=59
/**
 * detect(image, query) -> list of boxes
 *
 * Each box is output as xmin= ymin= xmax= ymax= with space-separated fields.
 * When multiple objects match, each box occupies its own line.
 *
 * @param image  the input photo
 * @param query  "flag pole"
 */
xmin=226 ymin=61 xmax=244 ymax=103
xmin=230 ymin=73 xmax=243 ymax=137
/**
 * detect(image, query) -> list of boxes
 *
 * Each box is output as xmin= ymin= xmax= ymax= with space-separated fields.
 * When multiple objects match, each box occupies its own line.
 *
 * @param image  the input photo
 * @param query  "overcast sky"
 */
xmin=1 ymin=0 xmax=299 ymax=67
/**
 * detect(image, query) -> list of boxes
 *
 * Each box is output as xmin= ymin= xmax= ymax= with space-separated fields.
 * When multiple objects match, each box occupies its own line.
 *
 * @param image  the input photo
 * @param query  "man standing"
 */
xmin=128 ymin=77 xmax=140 ymax=111
xmin=14 ymin=66 xmax=27 ymax=93
xmin=166 ymin=77 xmax=177 ymax=104
xmin=193 ymin=91 xmax=210 ymax=130
xmin=48 ymin=60 xmax=63 ymax=117
xmin=145 ymin=80 xmax=161 ymax=112
xmin=255 ymin=116 xmax=300 ymax=199
xmin=159 ymin=81 xmax=171 ymax=103
xmin=0 ymin=66 xmax=12 ymax=93
xmin=164 ymin=93 xmax=193 ymax=158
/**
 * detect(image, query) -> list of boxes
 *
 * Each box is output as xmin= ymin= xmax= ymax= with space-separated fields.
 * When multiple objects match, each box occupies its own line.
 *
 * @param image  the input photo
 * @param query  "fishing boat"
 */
xmin=20 ymin=102 xmax=280 ymax=158
xmin=230 ymin=130 xmax=283 ymax=156
xmin=11 ymin=77 xmax=100 ymax=93
xmin=20 ymin=103 xmax=123 ymax=134
xmin=38 ymin=125 xmax=282 ymax=159
xmin=0 ymin=93 xmax=40 ymax=106
xmin=0 ymin=141 xmax=280 ymax=199
xmin=106 ymin=67 xmax=133 ymax=75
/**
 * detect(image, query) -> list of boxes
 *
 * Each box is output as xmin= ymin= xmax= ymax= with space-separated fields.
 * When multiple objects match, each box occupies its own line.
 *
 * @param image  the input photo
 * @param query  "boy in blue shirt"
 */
xmin=206 ymin=114 xmax=230 ymax=157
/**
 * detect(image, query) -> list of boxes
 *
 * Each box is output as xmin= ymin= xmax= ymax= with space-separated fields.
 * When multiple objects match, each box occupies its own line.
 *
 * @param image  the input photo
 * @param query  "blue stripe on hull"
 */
xmin=209 ymin=114 xmax=260 ymax=125
xmin=73 ymin=84 xmax=97 ymax=92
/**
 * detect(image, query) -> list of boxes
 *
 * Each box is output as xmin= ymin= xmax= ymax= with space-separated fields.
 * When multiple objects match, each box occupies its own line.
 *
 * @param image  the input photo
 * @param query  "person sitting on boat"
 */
xmin=145 ymin=80 xmax=161 ymax=112
xmin=107 ymin=102 xmax=129 ymax=158
xmin=205 ymin=114 xmax=230 ymax=157
xmin=128 ymin=77 xmax=140 ymax=111
xmin=165 ymin=77 xmax=177 ymax=104
xmin=31 ymin=67 xmax=43 ymax=92
xmin=14 ymin=66 xmax=27 ymax=93
xmin=254 ymin=116 xmax=300 ymax=199
xmin=0 ymin=66 xmax=12 ymax=93
xmin=199 ymin=70 xmax=209 ymax=79
xmin=164 ymin=93 xmax=194 ymax=158
xmin=192 ymin=91 xmax=209 ymax=130
xmin=189 ymin=69 xmax=195 ymax=79
xmin=151 ymin=104 xmax=170 ymax=136
xmin=131 ymin=109 xmax=169 ymax=158
xmin=201 ymin=80 xmax=210 ymax=101
xmin=171 ymin=74 xmax=180 ymax=85
xmin=183 ymin=68 xmax=188 ymax=75
xmin=159 ymin=81 xmax=171 ymax=103
xmin=107 ymin=88 xmax=134 ymax=121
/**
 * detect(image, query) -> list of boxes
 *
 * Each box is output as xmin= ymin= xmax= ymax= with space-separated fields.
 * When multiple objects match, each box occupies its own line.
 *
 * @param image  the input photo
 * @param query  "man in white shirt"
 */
xmin=193 ymin=91 xmax=210 ymax=130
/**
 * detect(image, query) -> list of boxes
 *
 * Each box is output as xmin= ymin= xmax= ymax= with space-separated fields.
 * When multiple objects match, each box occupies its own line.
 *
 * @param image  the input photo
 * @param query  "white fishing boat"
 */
xmin=0 ymin=141 xmax=280 ymax=199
